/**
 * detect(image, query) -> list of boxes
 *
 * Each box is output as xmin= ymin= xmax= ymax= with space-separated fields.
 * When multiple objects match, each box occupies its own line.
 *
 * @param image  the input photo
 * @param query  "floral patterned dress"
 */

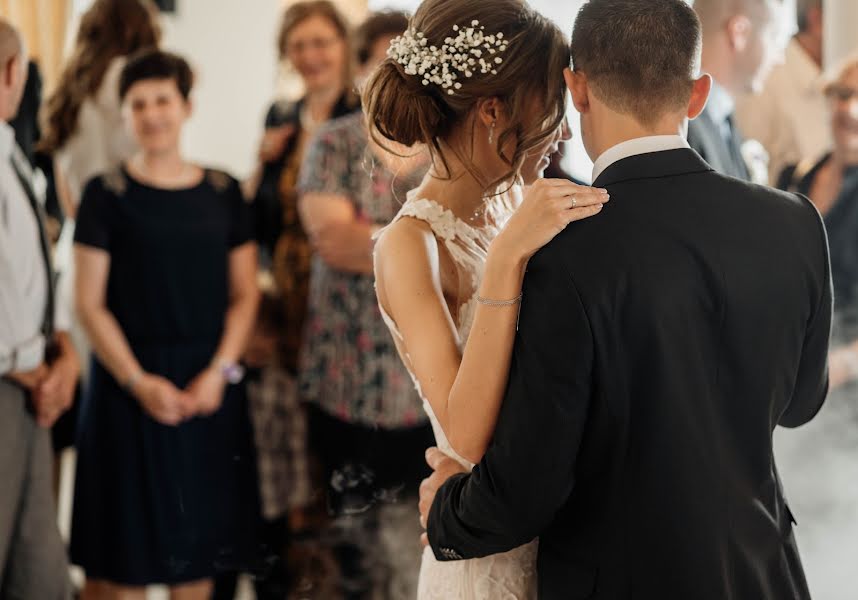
xmin=297 ymin=112 xmax=427 ymax=429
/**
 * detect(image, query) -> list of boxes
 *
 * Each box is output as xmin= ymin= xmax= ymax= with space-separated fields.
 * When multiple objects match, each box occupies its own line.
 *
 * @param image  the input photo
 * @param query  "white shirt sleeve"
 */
xmin=0 ymin=187 xmax=45 ymax=374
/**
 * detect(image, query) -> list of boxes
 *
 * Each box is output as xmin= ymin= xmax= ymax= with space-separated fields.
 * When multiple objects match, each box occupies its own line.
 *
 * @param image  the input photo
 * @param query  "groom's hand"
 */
xmin=419 ymin=447 xmax=468 ymax=546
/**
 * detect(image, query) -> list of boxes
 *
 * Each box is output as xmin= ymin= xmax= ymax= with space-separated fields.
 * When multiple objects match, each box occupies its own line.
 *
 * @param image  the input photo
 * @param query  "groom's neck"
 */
xmin=588 ymin=111 xmax=686 ymax=160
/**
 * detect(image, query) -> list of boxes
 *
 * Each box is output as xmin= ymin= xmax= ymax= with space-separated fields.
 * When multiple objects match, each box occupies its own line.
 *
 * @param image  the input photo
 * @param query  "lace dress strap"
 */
xmin=391 ymin=198 xmax=478 ymax=243
xmin=388 ymin=197 xmax=490 ymax=340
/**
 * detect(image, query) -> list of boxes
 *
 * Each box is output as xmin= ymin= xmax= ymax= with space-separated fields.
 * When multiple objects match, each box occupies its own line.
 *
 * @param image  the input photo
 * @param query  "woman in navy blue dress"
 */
xmin=71 ymin=50 xmax=260 ymax=599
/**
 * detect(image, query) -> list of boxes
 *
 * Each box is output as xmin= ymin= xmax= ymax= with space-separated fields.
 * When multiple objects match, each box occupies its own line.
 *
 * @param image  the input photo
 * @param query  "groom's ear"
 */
xmin=564 ymin=68 xmax=590 ymax=114
xmin=687 ymin=73 xmax=712 ymax=121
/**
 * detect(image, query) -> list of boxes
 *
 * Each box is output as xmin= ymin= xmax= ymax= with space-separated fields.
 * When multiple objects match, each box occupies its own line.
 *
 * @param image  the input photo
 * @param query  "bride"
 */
xmin=363 ymin=0 xmax=608 ymax=597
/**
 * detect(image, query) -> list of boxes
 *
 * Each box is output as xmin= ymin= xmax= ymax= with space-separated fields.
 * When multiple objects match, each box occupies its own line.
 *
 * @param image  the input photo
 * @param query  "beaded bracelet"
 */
xmin=476 ymin=293 xmax=522 ymax=307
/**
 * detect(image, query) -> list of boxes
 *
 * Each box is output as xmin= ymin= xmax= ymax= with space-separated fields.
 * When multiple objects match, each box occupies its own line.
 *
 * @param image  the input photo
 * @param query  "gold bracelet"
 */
xmin=476 ymin=293 xmax=522 ymax=307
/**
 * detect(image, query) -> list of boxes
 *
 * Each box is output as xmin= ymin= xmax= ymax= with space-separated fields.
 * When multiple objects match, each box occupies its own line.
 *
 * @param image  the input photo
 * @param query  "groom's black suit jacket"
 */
xmin=428 ymin=148 xmax=831 ymax=599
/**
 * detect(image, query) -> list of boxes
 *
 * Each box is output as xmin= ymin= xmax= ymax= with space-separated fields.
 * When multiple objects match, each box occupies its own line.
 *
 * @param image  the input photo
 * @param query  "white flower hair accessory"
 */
xmin=387 ymin=20 xmax=509 ymax=96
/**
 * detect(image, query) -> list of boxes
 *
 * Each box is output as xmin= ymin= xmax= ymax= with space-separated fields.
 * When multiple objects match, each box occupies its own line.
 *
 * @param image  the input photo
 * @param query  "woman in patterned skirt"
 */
xmin=296 ymin=11 xmax=434 ymax=598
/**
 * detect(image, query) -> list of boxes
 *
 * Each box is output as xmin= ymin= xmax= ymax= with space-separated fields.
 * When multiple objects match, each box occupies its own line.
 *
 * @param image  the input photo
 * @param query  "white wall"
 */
xmin=824 ymin=0 xmax=858 ymax=68
xmin=159 ymin=0 xmax=283 ymax=179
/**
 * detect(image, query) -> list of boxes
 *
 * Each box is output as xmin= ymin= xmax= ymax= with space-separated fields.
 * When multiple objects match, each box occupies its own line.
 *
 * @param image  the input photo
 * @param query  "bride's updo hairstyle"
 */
xmin=363 ymin=0 xmax=570 ymax=188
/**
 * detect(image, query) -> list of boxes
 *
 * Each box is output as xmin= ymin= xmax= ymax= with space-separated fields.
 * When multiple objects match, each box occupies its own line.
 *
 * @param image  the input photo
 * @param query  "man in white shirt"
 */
xmin=736 ymin=0 xmax=829 ymax=183
xmin=688 ymin=0 xmax=790 ymax=182
xmin=0 ymin=20 xmax=78 ymax=599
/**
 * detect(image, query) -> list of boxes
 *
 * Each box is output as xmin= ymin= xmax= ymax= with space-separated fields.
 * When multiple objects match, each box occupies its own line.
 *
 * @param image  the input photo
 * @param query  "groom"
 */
xmin=419 ymin=0 xmax=830 ymax=598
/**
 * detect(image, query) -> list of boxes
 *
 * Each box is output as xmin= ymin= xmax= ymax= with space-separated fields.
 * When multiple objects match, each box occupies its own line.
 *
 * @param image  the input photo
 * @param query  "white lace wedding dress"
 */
xmin=378 ymin=193 xmax=538 ymax=599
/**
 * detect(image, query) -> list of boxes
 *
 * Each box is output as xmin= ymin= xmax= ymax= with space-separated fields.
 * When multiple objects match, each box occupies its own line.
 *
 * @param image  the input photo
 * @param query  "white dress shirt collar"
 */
xmin=592 ymin=135 xmax=690 ymax=183
xmin=0 ymin=121 xmax=15 ymax=161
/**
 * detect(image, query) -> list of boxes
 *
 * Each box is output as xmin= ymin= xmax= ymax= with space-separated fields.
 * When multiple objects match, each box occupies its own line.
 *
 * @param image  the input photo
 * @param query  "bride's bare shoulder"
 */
xmin=376 ymin=216 xmax=441 ymax=266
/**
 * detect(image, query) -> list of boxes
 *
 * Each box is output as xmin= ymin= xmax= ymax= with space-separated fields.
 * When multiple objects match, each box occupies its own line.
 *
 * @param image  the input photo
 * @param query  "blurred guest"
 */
xmin=247 ymin=0 xmax=358 ymax=374
xmin=40 ymin=0 xmax=162 ymax=466
xmin=13 ymin=56 xmax=78 ymax=501
xmin=41 ymin=0 xmax=161 ymax=217
xmin=689 ymin=0 xmax=789 ymax=182
xmin=214 ymin=5 xmax=355 ymax=598
xmin=0 ymin=20 xmax=77 ymax=599
xmin=777 ymin=56 xmax=858 ymax=390
xmin=71 ymin=50 xmax=260 ymax=600
xmin=296 ymin=11 xmax=433 ymax=598
xmin=737 ymin=0 xmax=829 ymax=183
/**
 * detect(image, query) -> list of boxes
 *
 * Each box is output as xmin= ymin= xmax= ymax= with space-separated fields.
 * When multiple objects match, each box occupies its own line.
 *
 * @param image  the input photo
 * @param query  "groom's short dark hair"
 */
xmin=570 ymin=0 xmax=702 ymax=128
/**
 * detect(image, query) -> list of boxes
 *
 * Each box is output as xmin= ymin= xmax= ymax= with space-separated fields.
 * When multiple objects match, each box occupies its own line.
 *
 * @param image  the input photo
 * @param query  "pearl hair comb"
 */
xmin=387 ymin=20 xmax=509 ymax=95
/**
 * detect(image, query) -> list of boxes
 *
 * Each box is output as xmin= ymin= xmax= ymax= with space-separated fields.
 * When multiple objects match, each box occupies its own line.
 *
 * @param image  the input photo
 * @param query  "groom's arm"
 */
xmin=780 ymin=199 xmax=832 ymax=428
xmin=427 ymin=247 xmax=595 ymax=559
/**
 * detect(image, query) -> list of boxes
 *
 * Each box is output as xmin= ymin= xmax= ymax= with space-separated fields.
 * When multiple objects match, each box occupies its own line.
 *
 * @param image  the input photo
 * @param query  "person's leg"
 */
xmin=0 ymin=382 xmax=30 ymax=592
xmin=304 ymin=407 xmax=366 ymax=598
xmin=367 ymin=424 xmax=434 ymax=600
xmin=210 ymin=571 xmax=238 ymax=600
xmin=80 ymin=579 xmax=145 ymax=600
xmin=253 ymin=516 xmax=291 ymax=600
xmin=0 ymin=380 xmax=71 ymax=599
xmin=169 ymin=578 xmax=213 ymax=600
xmin=327 ymin=420 xmax=388 ymax=600
xmin=377 ymin=501 xmax=423 ymax=600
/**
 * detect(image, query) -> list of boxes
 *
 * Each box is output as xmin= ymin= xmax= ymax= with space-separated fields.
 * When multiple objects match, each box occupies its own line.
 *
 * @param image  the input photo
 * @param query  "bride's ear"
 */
xmin=565 ymin=68 xmax=590 ymax=114
xmin=475 ymin=97 xmax=504 ymax=128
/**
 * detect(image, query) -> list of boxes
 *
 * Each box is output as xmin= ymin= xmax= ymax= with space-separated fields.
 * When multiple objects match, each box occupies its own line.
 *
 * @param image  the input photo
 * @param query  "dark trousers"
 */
xmin=211 ymin=515 xmax=290 ymax=600
xmin=306 ymin=406 xmax=434 ymax=600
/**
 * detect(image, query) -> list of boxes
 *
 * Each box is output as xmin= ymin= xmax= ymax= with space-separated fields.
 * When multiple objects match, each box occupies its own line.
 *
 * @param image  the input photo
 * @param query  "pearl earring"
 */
xmin=488 ymin=121 xmax=496 ymax=146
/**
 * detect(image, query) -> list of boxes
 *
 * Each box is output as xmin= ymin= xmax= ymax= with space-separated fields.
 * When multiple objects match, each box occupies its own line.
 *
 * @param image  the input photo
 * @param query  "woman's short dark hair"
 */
xmin=571 ymin=0 xmax=701 ymax=128
xmin=353 ymin=10 xmax=410 ymax=66
xmin=119 ymin=48 xmax=194 ymax=101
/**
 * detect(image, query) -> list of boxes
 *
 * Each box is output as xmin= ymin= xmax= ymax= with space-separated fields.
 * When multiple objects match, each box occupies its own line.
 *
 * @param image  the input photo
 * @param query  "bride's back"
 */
xmin=362 ymin=0 xmax=572 ymax=596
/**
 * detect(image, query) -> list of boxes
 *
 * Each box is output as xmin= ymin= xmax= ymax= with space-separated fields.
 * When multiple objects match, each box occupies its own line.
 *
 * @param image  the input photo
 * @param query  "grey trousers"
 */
xmin=0 ymin=379 xmax=70 ymax=599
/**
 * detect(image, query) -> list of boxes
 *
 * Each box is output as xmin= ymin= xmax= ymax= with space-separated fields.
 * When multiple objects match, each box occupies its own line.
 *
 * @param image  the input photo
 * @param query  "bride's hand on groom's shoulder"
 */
xmin=419 ymin=447 xmax=468 ymax=544
xmin=494 ymin=179 xmax=609 ymax=262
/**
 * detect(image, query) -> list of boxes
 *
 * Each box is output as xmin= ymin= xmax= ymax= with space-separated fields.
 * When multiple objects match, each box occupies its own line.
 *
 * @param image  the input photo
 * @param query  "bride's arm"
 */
xmin=377 ymin=180 xmax=608 ymax=464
